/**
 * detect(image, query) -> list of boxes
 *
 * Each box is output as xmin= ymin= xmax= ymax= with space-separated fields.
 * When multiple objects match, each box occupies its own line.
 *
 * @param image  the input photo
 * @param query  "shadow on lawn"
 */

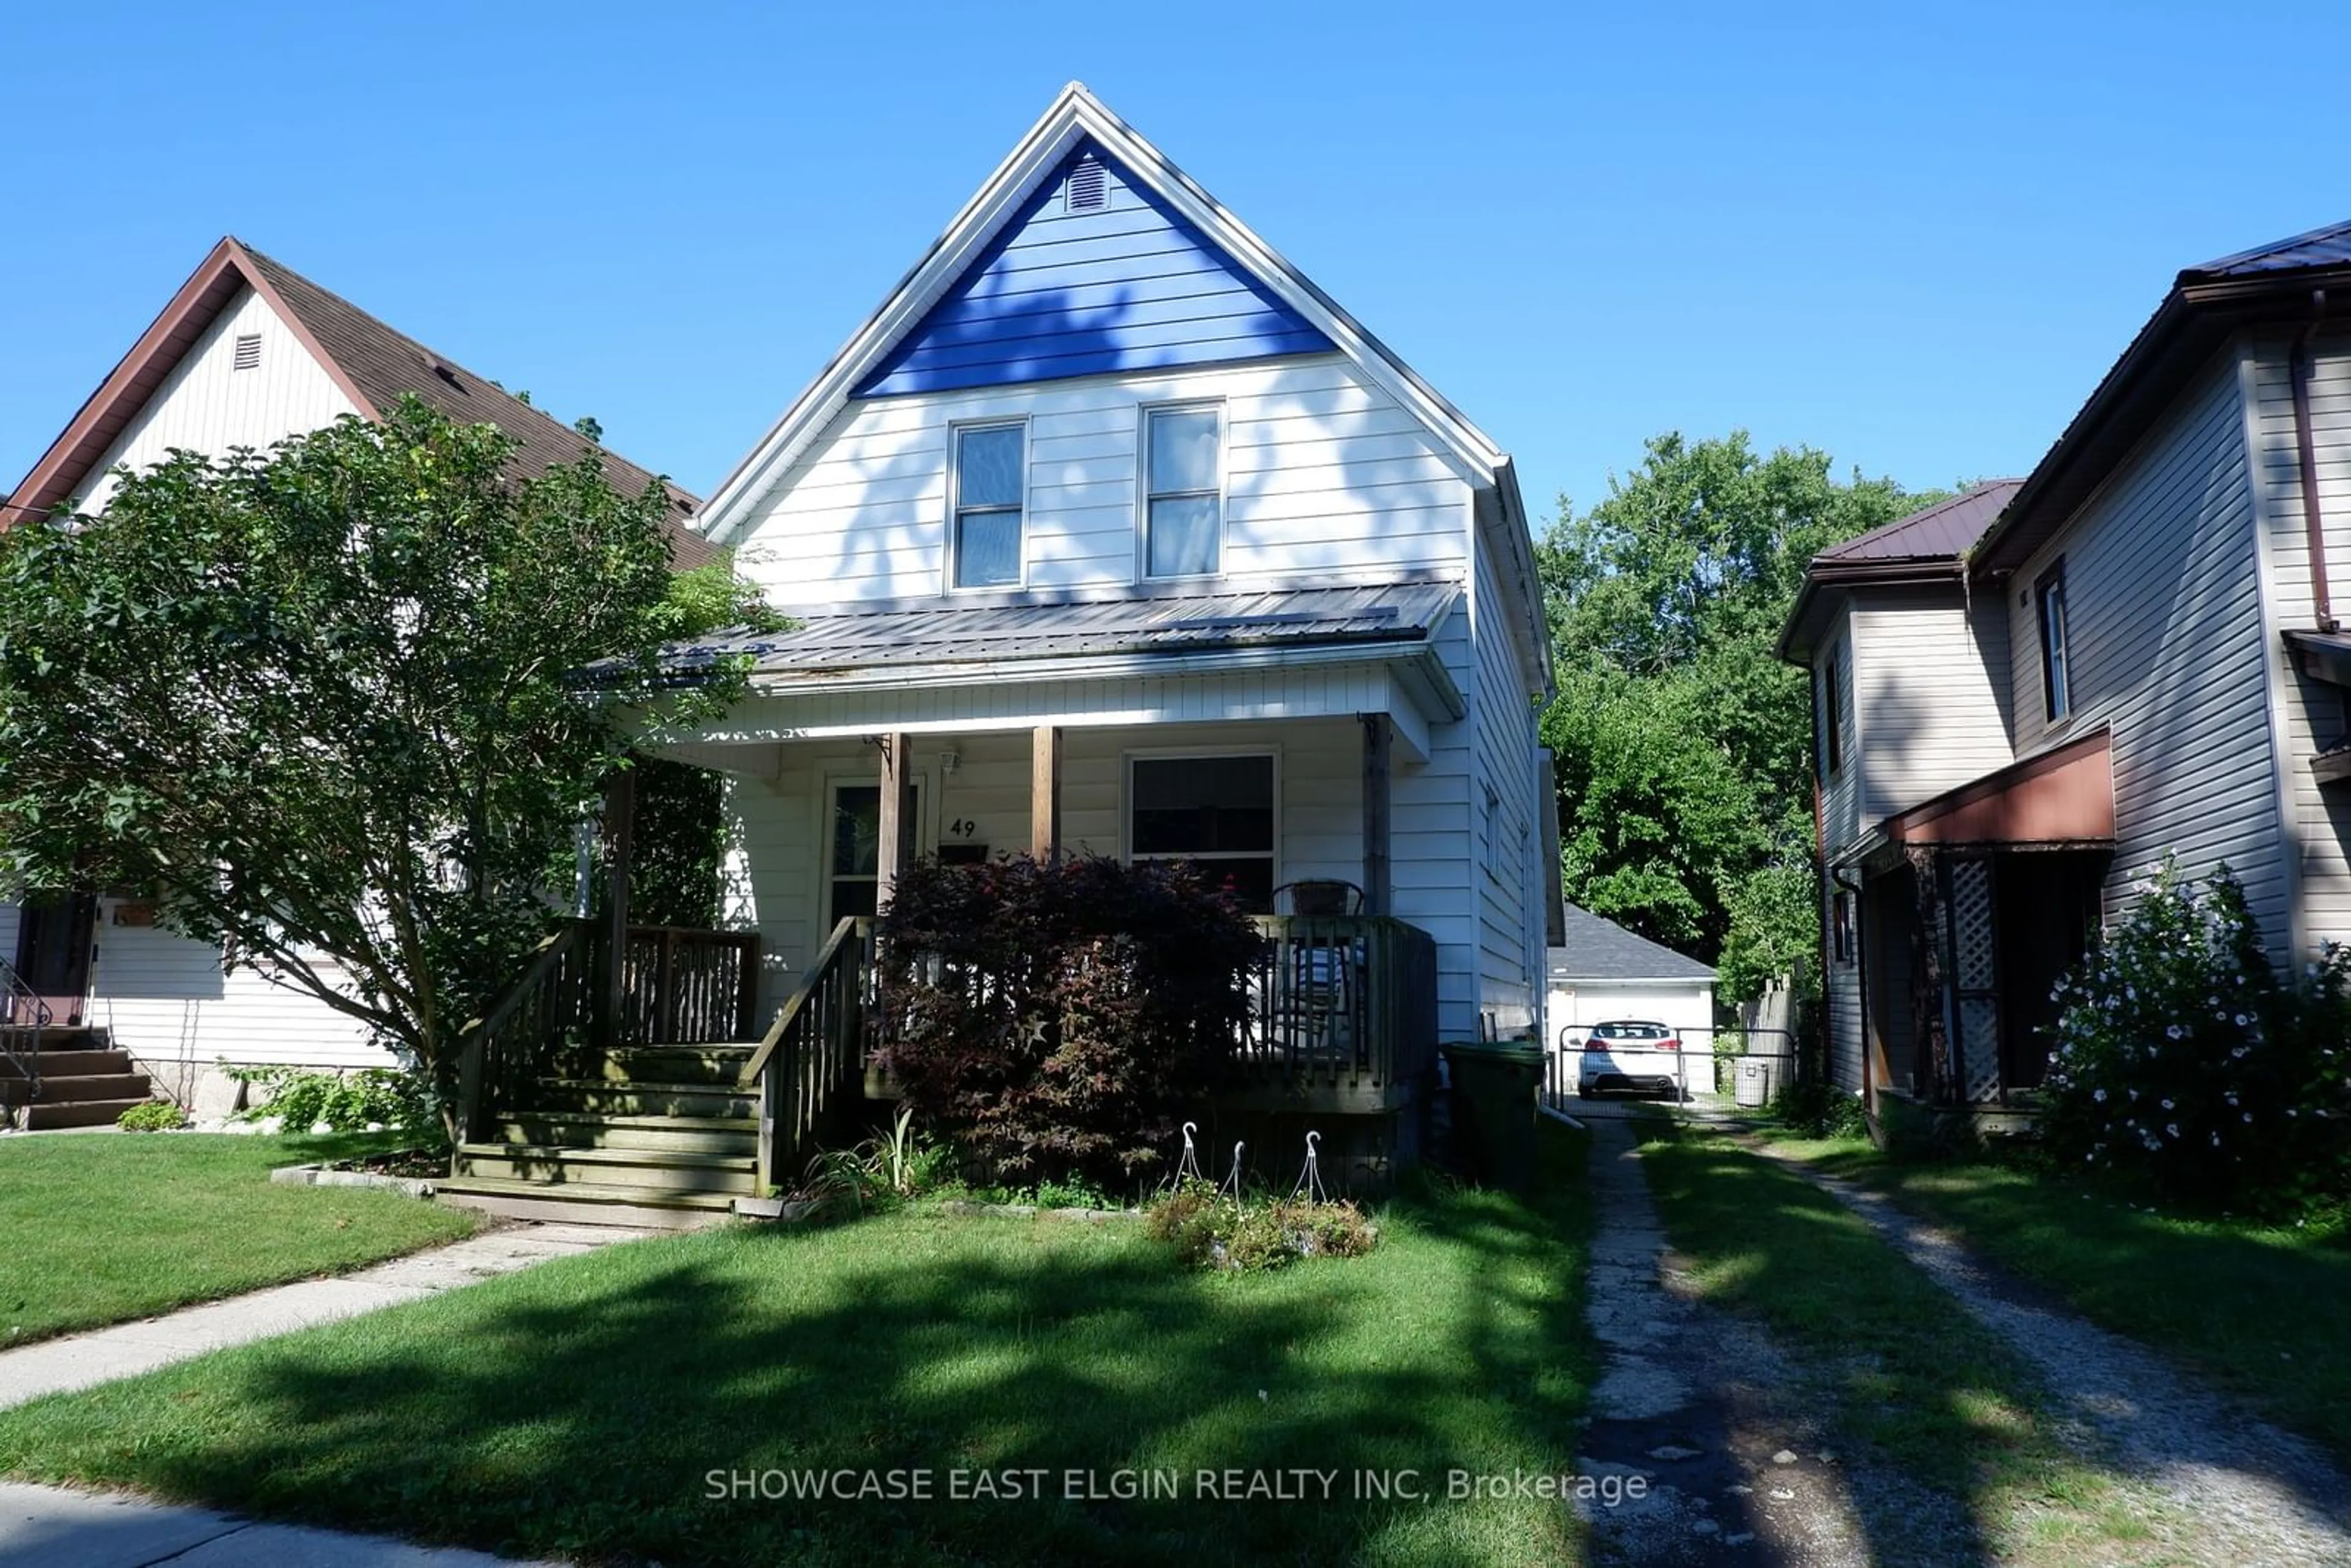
xmin=56 ymin=1135 xmax=1593 ymax=1567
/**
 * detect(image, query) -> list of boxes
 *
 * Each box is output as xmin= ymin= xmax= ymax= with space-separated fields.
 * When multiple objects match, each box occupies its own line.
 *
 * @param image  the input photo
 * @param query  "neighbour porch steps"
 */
xmin=439 ymin=1040 xmax=763 ymax=1228
xmin=0 ymin=1026 xmax=155 ymax=1130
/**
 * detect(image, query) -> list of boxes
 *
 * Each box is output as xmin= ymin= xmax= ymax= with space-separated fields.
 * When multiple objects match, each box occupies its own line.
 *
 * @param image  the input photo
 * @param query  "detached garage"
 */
xmin=1547 ymin=904 xmax=1717 ymax=1052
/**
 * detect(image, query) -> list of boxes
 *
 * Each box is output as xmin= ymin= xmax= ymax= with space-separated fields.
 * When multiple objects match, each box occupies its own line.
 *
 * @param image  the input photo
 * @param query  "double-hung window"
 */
xmin=1818 ymin=651 xmax=1843 ymax=776
xmin=1143 ymin=405 xmax=1221 ymax=579
xmin=951 ymin=422 xmax=1024 ymax=590
xmin=1128 ymin=754 xmax=1274 ymax=912
xmin=2036 ymin=560 xmax=2071 ymax=723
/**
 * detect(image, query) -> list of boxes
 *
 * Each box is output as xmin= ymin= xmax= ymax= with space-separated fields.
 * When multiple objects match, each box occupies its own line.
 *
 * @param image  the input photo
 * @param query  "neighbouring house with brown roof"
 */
xmin=1 ymin=237 xmax=702 ymax=1128
xmin=1781 ymin=218 xmax=2351 ymax=1128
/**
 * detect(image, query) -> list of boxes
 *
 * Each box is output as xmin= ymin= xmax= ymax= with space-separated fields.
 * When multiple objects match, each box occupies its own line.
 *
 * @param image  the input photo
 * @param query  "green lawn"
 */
xmin=0 ymin=1123 xmax=1595 ymax=1566
xmin=1631 ymin=1117 xmax=2147 ymax=1562
xmin=0 ymin=1133 xmax=476 ymax=1346
xmin=1768 ymin=1131 xmax=2351 ymax=1464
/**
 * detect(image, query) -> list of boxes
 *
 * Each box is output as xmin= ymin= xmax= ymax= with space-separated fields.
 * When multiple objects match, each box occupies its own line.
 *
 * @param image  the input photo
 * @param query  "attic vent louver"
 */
xmin=231 ymin=334 xmax=261 ymax=372
xmin=1065 ymin=154 xmax=1106 ymax=212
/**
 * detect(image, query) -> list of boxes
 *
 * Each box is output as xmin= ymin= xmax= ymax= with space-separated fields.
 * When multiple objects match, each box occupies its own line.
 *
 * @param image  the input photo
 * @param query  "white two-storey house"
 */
xmin=507 ymin=84 xmax=1557 ymax=1210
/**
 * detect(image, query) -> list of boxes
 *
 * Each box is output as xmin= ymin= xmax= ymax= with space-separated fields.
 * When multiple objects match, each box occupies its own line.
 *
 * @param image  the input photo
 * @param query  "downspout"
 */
xmin=2290 ymin=289 xmax=2338 ymax=632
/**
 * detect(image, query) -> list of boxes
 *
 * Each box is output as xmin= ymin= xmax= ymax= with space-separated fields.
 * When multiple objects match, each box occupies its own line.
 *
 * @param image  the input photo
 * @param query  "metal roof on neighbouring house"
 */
xmin=656 ymin=579 xmax=1463 ymax=678
xmin=1548 ymin=904 xmax=1716 ymax=983
xmin=1812 ymin=479 xmax=2023 ymax=565
xmin=2184 ymin=218 xmax=2351 ymax=280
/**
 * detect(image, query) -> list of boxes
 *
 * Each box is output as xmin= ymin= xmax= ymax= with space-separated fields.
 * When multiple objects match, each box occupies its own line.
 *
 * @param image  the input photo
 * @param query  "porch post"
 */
xmin=1030 ymin=724 xmax=1063 ymax=861
xmin=598 ymin=765 xmax=636 ymax=1048
xmin=1360 ymin=714 xmax=1392 ymax=916
xmin=877 ymin=732 xmax=917 ymax=907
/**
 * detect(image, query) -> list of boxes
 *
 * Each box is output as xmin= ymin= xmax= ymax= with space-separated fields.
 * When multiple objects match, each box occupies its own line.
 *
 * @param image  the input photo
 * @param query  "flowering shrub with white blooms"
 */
xmin=2043 ymin=858 xmax=2350 ymax=1214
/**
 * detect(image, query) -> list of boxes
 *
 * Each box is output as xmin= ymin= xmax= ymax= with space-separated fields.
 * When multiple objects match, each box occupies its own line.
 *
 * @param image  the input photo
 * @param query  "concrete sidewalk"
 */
xmin=0 ymin=1480 xmax=552 ymax=1566
xmin=0 ymin=1221 xmax=645 ymax=1411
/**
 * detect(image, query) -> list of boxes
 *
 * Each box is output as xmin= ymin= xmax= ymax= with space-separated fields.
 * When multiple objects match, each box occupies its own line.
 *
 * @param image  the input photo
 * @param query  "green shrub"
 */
xmin=1770 ymin=1079 xmax=1869 ymax=1139
xmin=876 ymin=853 xmax=1263 ymax=1192
xmin=228 ymin=1065 xmax=437 ymax=1139
xmin=115 ymin=1100 xmax=190 ymax=1133
xmin=786 ymin=1110 xmax=953 ymax=1220
xmin=2044 ymin=858 xmax=2351 ymax=1215
xmin=1144 ymin=1179 xmax=1376 ymax=1272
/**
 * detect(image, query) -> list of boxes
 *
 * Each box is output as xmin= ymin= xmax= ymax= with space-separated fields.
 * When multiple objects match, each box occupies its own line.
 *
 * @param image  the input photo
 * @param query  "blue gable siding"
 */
xmin=855 ymin=141 xmax=1333 ymax=397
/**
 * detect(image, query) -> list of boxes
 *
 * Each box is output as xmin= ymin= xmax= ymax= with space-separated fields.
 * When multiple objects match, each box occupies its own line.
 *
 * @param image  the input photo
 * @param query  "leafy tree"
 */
xmin=1541 ymin=432 xmax=1945 ymax=1001
xmin=0 ymin=399 xmax=752 ymax=1135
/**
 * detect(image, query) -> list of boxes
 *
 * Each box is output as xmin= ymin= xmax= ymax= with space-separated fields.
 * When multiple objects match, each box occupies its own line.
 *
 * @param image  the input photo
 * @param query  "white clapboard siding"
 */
xmin=75 ymin=285 xmax=359 ymax=512
xmin=85 ymin=906 xmax=389 ymax=1084
xmin=1470 ymin=551 xmax=1540 ymax=1032
xmin=2248 ymin=328 xmax=2351 ymax=953
xmin=1851 ymin=590 xmax=2014 ymax=823
xmin=730 ymin=354 xmax=1476 ymax=603
xmin=2004 ymin=355 xmax=2288 ymax=951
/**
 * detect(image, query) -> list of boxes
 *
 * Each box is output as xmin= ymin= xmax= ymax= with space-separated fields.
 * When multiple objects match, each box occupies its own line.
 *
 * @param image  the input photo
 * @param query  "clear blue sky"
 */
xmin=4 ymin=1 xmax=2345 ymax=523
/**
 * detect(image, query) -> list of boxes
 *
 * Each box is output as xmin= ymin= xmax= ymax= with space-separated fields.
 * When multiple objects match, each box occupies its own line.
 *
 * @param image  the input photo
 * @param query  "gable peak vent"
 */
xmin=231 ymin=333 xmax=261 ymax=372
xmin=1065 ymin=154 xmax=1106 ymax=212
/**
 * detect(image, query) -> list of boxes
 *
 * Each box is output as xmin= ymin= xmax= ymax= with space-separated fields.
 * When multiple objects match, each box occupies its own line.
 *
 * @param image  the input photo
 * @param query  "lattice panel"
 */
xmin=1959 ymin=997 xmax=2003 ymax=1102
xmin=1948 ymin=860 xmax=1995 ymax=989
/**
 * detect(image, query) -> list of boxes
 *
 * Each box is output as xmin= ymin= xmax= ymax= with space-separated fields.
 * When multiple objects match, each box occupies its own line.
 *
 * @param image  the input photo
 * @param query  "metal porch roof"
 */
xmin=658 ymin=579 xmax=1463 ymax=678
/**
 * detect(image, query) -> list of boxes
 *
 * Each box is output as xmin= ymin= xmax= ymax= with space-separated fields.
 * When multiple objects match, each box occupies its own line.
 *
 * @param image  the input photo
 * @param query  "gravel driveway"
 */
xmin=1739 ymin=1131 xmax=2351 ymax=1567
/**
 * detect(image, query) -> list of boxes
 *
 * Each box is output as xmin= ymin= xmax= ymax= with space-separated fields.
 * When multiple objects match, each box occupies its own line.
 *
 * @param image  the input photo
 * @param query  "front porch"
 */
xmin=1847 ymin=729 xmax=2115 ymax=1120
xmin=441 ymin=582 xmax=1474 ymax=1220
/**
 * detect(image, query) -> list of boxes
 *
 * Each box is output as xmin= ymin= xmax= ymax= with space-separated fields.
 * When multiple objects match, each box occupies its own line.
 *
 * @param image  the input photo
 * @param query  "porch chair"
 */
xmin=1269 ymin=880 xmax=1368 ymax=1065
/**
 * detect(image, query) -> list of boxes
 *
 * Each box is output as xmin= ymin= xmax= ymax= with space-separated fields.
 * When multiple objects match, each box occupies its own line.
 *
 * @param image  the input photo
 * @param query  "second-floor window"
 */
xmin=1818 ymin=651 xmax=1843 ymax=776
xmin=2037 ymin=560 xmax=2071 ymax=723
xmin=1144 ymin=405 xmax=1221 ymax=578
xmin=951 ymin=422 xmax=1024 ymax=590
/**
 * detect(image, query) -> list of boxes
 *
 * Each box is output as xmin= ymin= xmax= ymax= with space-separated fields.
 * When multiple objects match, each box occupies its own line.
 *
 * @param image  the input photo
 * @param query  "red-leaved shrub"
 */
xmin=874 ymin=853 xmax=1263 ymax=1191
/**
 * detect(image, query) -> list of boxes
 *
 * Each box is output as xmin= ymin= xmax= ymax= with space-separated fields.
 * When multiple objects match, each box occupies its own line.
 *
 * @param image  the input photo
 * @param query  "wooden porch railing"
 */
xmin=1237 ymin=915 xmax=1439 ymax=1104
xmin=451 ymin=919 xmax=593 ymax=1145
xmin=618 ymin=925 xmax=760 ymax=1045
xmin=738 ymin=917 xmax=875 ymax=1193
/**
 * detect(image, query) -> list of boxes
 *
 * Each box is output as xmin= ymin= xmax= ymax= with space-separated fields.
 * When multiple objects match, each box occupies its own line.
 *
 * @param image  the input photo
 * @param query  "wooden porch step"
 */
xmin=452 ymin=1142 xmax=759 ymax=1195
xmin=554 ymin=1045 xmax=759 ymax=1087
xmin=23 ymin=1095 xmax=152 ymax=1130
xmin=529 ymin=1078 xmax=757 ymax=1119
xmin=495 ymin=1112 xmax=757 ymax=1155
xmin=435 ymin=1176 xmax=735 ymax=1231
xmin=0 ymin=1048 xmax=135 ymax=1079
xmin=1 ymin=1070 xmax=152 ymax=1108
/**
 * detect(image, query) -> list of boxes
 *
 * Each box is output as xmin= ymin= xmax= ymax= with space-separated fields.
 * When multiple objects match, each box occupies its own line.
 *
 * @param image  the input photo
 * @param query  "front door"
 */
xmin=827 ymin=779 xmax=925 ymax=924
xmin=14 ymin=892 xmax=97 ymax=1027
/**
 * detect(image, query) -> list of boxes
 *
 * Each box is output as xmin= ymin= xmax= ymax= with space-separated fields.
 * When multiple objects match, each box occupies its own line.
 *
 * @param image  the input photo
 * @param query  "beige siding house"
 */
xmin=1782 ymin=219 xmax=2351 ymax=1120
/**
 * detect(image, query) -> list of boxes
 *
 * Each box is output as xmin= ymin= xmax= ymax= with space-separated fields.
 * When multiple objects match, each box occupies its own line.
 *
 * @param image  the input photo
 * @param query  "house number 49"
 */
xmin=948 ymin=818 xmax=977 ymax=838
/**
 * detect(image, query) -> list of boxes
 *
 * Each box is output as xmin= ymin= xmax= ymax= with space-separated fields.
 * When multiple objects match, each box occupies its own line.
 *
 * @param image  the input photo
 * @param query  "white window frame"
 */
xmin=1136 ymin=400 xmax=1226 ymax=583
xmin=945 ymin=418 xmax=1028 ymax=595
xmin=1120 ymin=746 xmax=1281 ymax=906
xmin=819 ymin=768 xmax=934 ymax=929
xmin=2036 ymin=558 xmax=2072 ymax=726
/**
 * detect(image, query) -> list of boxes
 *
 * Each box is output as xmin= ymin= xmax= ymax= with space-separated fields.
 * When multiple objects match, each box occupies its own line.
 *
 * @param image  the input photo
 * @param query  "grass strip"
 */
xmin=0 ymin=1132 xmax=475 ymax=1346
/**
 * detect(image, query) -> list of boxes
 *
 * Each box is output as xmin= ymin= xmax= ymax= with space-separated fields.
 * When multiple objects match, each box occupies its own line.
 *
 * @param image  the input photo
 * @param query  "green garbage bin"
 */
xmin=1442 ymin=1037 xmax=1545 ymax=1191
